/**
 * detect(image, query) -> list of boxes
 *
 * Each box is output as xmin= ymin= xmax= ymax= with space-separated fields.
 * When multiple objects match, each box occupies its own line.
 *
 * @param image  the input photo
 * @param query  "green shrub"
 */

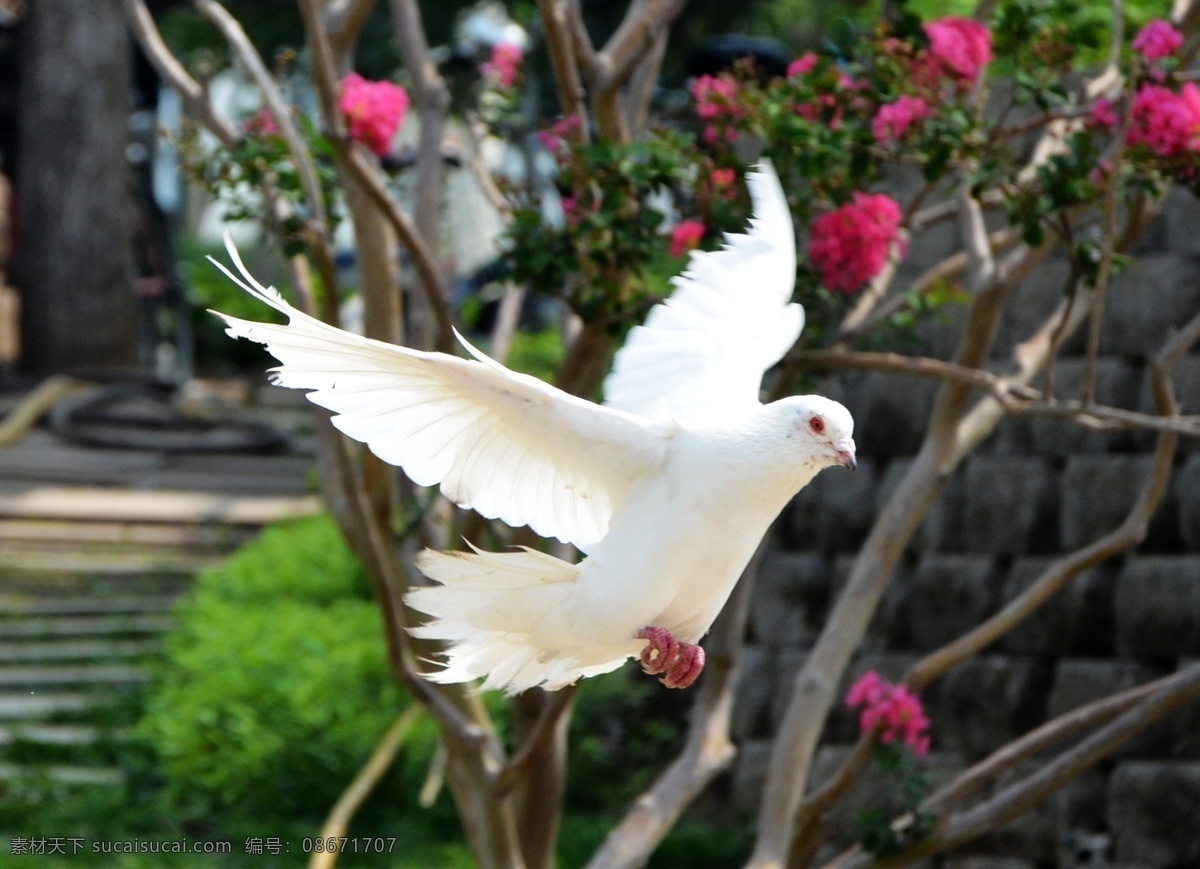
xmin=138 ymin=514 xmax=444 ymax=826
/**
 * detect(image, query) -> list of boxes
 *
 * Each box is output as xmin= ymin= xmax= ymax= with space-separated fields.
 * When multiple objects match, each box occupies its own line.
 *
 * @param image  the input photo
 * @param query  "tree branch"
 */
xmin=311 ymin=704 xmax=423 ymax=869
xmin=538 ymin=0 xmax=591 ymax=135
xmin=390 ymin=0 xmax=452 ymax=340
xmin=123 ymin=0 xmax=239 ymax=146
xmin=586 ymin=542 xmax=765 ymax=869
xmin=194 ymin=0 xmax=330 ymax=233
xmin=298 ymin=0 xmax=456 ymax=352
xmin=823 ymin=664 xmax=1200 ymax=869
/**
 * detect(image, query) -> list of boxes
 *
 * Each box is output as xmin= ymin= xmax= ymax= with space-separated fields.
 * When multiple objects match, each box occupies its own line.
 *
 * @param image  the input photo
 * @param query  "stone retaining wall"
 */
xmin=730 ymin=188 xmax=1200 ymax=867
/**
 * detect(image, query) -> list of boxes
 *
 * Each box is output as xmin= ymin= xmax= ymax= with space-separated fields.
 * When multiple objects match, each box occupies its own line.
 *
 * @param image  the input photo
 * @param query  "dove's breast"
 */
xmin=566 ymin=425 xmax=810 ymax=646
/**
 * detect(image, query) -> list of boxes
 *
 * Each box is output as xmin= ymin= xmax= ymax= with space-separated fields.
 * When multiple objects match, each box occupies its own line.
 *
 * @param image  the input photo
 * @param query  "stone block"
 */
xmin=1056 ymin=767 xmax=1110 ymax=838
xmin=732 ymin=645 xmax=776 ymax=742
xmin=1158 ymin=354 xmax=1200 ymax=417
xmin=1168 ymin=660 xmax=1200 ymax=761
xmin=857 ymin=556 xmax=915 ymax=651
xmin=784 ymin=457 xmax=879 ymax=555
xmin=730 ymin=739 xmax=772 ymax=815
xmin=975 ymin=762 xmax=1061 ymax=861
xmin=993 ymin=257 xmax=1075 ymax=356
xmin=1162 ymin=185 xmax=1200 ymax=257
xmin=934 ymin=655 xmax=1048 ymax=759
xmin=851 ymin=371 xmax=940 ymax=459
xmin=1047 ymin=659 xmax=1169 ymax=759
xmin=1024 ymin=358 xmax=1142 ymax=457
xmin=1060 ymin=456 xmax=1166 ymax=551
xmin=1047 ymin=659 xmax=1163 ymax=720
xmin=767 ymin=648 xmax=809 ymax=732
xmin=961 ymin=456 xmax=1057 ymax=555
xmin=1101 ymin=255 xmax=1200 ymax=360
xmin=1108 ymin=761 xmax=1200 ymax=865
xmin=999 ymin=559 xmax=1116 ymax=656
xmin=748 ymin=552 xmax=830 ymax=648
xmin=1176 ymin=453 xmax=1200 ymax=551
xmin=907 ymin=555 xmax=1000 ymax=651
xmin=877 ymin=459 xmax=968 ymax=553
xmin=1115 ymin=557 xmax=1200 ymax=658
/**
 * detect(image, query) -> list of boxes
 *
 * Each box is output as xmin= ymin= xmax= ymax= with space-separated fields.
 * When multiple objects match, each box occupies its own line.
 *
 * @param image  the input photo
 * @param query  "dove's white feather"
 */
xmin=603 ymin=163 xmax=804 ymax=425
xmin=210 ymin=243 xmax=670 ymax=552
xmin=214 ymin=162 xmax=856 ymax=694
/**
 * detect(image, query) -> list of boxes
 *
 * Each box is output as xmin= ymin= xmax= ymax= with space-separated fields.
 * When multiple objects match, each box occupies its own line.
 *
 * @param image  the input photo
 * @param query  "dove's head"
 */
xmin=771 ymin=394 xmax=857 ymax=472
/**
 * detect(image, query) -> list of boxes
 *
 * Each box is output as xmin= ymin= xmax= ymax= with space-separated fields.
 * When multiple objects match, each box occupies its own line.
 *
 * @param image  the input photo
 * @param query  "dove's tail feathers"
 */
xmin=407 ymin=547 xmax=635 ymax=695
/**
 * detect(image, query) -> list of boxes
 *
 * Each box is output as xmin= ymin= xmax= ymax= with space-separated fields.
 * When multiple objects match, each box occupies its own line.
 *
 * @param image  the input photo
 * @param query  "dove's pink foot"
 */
xmin=636 ymin=626 xmax=705 ymax=689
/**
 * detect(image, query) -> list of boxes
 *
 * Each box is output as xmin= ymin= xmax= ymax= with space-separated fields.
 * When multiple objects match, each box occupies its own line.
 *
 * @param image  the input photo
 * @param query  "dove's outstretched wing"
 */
xmin=603 ymin=163 xmax=803 ymax=425
xmin=211 ymin=241 xmax=669 ymax=552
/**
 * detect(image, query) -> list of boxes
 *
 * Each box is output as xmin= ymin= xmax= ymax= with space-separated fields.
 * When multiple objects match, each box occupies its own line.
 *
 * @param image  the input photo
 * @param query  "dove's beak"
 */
xmin=833 ymin=437 xmax=857 ymax=471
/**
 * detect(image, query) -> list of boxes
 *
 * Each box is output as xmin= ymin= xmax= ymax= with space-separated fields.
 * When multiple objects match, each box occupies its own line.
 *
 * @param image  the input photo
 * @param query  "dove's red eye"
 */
xmin=809 ymin=416 xmax=825 ymax=434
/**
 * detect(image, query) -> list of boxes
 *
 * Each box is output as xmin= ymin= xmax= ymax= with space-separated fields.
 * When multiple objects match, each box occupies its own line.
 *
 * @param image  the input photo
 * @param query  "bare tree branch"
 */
xmin=907 ymin=425 xmax=1176 ymax=693
xmin=587 ymin=543 xmax=765 ymax=869
xmin=298 ymin=0 xmax=456 ymax=352
xmin=929 ymin=670 xmax=1188 ymax=812
xmin=324 ymin=0 xmax=378 ymax=61
xmin=1081 ymin=75 xmax=1131 ymax=407
xmin=390 ymin=0 xmax=452 ymax=290
xmin=311 ymin=704 xmax=423 ymax=869
xmin=194 ymin=0 xmax=330 ymax=233
xmin=539 ymin=0 xmax=591 ymax=135
xmin=597 ymin=0 xmax=689 ymax=92
xmin=123 ymin=0 xmax=239 ymax=146
xmin=823 ymin=664 xmax=1200 ymax=869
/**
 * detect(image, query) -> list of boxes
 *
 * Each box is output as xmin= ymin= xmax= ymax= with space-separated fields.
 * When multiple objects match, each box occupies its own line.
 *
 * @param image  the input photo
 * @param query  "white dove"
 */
xmin=213 ymin=163 xmax=855 ymax=695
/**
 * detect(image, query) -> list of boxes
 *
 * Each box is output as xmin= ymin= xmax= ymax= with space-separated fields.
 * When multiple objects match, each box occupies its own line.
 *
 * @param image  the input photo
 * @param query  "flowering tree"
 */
xmin=123 ymin=1 xmax=1200 ymax=867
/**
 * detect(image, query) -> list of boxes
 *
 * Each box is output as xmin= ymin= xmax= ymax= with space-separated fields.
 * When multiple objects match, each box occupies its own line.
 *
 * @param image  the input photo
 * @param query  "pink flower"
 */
xmin=711 ymin=167 xmax=736 ymax=191
xmin=537 ymin=115 xmax=582 ymax=155
xmin=872 ymin=95 xmax=931 ymax=144
xmin=809 ymin=193 xmax=903 ymax=294
xmin=1088 ymin=97 xmax=1119 ymax=130
xmin=339 ymin=73 xmax=409 ymax=157
xmin=481 ymin=42 xmax=524 ymax=88
xmin=243 ymin=107 xmax=280 ymax=138
xmin=787 ymin=53 xmax=818 ymax=78
xmin=1128 ymin=82 xmax=1200 ymax=156
xmin=1132 ymin=19 xmax=1184 ymax=62
xmin=670 ymin=220 xmax=706 ymax=257
xmin=692 ymin=74 xmax=740 ymax=120
xmin=846 ymin=671 xmax=931 ymax=757
xmin=924 ymin=17 xmax=992 ymax=86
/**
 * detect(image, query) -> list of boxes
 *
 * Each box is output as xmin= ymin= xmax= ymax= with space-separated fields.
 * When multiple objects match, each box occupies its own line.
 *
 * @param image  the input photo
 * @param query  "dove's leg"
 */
xmin=661 ymin=644 xmax=705 ymax=689
xmin=636 ymin=626 xmax=705 ymax=688
xmin=636 ymin=626 xmax=678 ymax=675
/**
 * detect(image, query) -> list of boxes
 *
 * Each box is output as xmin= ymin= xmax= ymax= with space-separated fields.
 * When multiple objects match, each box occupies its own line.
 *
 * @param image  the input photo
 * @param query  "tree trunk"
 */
xmin=14 ymin=0 xmax=137 ymax=374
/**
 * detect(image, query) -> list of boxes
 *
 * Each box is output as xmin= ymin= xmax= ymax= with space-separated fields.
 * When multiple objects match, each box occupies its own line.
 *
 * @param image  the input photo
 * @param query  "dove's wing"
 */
xmin=211 ymin=243 xmax=669 ymax=552
xmin=603 ymin=163 xmax=804 ymax=425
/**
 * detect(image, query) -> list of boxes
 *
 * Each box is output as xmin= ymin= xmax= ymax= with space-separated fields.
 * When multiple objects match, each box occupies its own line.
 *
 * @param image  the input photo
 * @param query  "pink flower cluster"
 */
xmin=537 ymin=115 xmax=582 ymax=155
xmin=1132 ymin=19 xmax=1184 ymax=63
xmin=711 ymin=167 xmax=737 ymax=197
xmin=809 ymin=192 xmax=902 ymax=294
xmin=924 ymin=17 xmax=992 ymax=86
xmin=872 ymin=95 xmax=931 ymax=144
xmin=787 ymin=52 xmax=818 ymax=78
xmin=339 ymin=73 xmax=409 ymax=157
xmin=1128 ymin=82 xmax=1200 ymax=157
xmin=846 ymin=671 xmax=931 ymax=757
xmin=670 ymin=220 xmax=706 ymax=257
xmin=243 ymin=107 xmax=280 ymax=138
xmin=481 ymin=42 xmax=524 ymax=88
xmin=692 ymin=74 xmax=742 ymax=143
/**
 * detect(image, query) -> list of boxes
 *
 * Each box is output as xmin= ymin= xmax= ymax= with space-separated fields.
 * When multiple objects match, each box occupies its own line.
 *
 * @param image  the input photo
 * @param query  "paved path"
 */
xmin=0 ymin=383 xmax=319 ymax=784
